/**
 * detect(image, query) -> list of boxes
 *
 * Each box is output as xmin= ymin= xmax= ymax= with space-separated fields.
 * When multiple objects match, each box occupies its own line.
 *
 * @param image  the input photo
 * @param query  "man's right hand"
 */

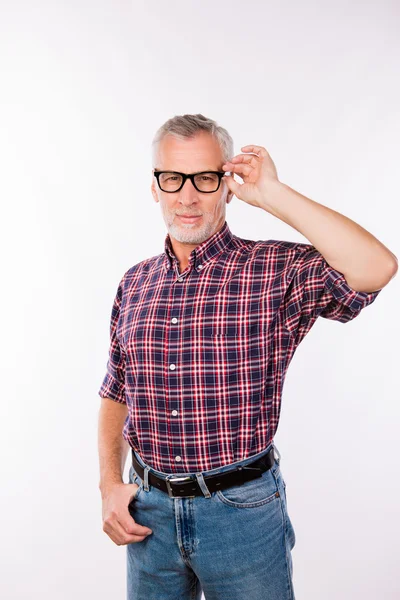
xmin=101 ymin=482 xmax=153 ymax=545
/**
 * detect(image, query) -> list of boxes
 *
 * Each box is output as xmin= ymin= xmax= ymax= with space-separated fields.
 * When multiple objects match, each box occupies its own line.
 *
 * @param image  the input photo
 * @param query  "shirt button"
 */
xmin=172 ymin=410 xmax=178 ymax=416
xmin=197 ymin=264 xmax=203 ymax=270
xmin=334 ymin=279 xmax=342 ymax=287
xmin=169 ymin=364 xmax=176 ymax=370
xmin=178 ymin=278 xmax=183 ymax=282
xmin=171 ymin=317 xmax=178 ymax=324
xmin=175 ymin=456 xmax=182 ymax=462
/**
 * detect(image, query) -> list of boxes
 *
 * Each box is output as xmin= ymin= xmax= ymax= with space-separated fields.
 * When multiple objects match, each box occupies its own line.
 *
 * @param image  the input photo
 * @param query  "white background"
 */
xmin=1 ymin=1 xmax=399 ymax=598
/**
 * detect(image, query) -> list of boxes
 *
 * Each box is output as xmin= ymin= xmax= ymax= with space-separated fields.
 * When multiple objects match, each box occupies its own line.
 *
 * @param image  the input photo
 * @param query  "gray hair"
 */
xmin=151 ymin=113 xmax=234 ymax=168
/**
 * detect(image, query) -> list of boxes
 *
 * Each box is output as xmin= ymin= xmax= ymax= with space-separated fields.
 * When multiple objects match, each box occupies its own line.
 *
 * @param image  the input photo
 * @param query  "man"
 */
xmin=98 ymin=113 xmax=397 ymax=600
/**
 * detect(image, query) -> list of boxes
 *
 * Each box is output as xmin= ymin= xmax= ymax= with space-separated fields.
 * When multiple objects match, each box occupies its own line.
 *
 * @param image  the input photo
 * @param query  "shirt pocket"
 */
xmin=211 ymin=321 xmax=260 ymax=337
xmin=209 ymin=321 xmax=265 ymax=350
xmin=202 ymin=321 xmax=267 ymax=393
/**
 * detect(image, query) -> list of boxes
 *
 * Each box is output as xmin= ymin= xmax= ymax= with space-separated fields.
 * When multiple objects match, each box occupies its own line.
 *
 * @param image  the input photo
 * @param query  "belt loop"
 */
xmin=143 ymin=466 xmax=150 ymax=491
xmin=273 ymin=444 xmax=281 ymax=464
xmin=194 ymin=472 xmax=212 ymax=498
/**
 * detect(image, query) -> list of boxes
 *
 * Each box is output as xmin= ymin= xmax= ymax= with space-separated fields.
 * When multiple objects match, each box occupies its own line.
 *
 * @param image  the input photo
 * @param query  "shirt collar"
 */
xmin=163 ymin=220 xmax=234 ymax=272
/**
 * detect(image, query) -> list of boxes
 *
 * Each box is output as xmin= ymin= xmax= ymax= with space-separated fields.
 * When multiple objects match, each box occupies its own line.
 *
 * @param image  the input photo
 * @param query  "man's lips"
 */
xmin=177 ymin=214 xmax=202 ymax=221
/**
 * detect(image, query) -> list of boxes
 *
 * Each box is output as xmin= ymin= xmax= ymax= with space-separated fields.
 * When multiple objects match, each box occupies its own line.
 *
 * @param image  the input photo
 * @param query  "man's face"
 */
xmin=151 ymin=132 xmax=234 ymax=244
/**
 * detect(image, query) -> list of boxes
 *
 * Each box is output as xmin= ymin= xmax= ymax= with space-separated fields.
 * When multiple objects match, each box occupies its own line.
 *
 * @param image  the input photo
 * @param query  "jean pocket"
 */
xmin=216 ymin=462 xmax=281 ymax=508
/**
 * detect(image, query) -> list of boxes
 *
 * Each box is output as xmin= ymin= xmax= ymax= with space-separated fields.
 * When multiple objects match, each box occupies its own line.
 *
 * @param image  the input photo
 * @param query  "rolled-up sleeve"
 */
xmin=282 ymin=243 xmax=382 ymax=338
xmin=98 ymin=275 xmax=127 ymax=404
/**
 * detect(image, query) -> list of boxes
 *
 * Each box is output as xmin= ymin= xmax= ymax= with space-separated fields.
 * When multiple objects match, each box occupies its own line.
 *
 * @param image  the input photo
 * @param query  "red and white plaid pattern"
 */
xmin=98 ymin=220 xmax=381 ymax=473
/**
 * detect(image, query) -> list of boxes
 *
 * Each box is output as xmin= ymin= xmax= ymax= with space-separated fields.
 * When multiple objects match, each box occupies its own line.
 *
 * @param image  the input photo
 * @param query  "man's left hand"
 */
xmin=222 ymin=145 xmax=279 ymax=208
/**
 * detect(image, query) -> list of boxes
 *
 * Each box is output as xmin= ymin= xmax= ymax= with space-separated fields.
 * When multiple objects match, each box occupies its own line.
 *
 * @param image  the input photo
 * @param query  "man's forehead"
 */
xmin=156 ymin=153 xmax=224 ymax=171
xmin=157 ymin=134 xmax=224 ymax=170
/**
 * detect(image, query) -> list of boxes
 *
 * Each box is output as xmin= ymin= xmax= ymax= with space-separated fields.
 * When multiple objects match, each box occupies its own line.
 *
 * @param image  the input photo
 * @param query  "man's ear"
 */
xmin=151 ymin=180 xmax=159 ymax=203
xmin=226 ymin=190 xmax=234 ymax=204
xmin=222 ymin=177 xmax=234 ymax=204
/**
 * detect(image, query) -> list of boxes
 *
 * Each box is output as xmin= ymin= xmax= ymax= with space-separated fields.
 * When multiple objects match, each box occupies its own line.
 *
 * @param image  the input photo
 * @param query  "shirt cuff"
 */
xmin=98 ymin=372 xmax=126 ymax=404
xmin=322 ymin=266 xmax=382 ymax=312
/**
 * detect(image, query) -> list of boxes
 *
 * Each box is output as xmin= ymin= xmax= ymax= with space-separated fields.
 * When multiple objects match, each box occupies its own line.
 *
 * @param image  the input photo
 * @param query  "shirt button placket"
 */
xmin=168 ymin=271 xmax=185 ymax=470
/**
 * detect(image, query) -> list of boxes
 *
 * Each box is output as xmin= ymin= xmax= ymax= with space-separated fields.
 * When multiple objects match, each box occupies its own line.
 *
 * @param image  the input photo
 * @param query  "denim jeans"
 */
xmin=127 ymin=442 xmax=296 ymax=599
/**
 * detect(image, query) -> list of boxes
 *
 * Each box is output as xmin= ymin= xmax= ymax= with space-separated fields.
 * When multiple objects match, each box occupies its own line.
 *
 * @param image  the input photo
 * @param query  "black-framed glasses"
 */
xmin=153 ymin=169 xmax=227 ymax=193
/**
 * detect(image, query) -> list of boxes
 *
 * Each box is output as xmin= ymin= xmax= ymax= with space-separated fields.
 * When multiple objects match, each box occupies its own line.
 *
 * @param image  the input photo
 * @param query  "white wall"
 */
xmin=1 ymin=1 xmax=399 ymax=598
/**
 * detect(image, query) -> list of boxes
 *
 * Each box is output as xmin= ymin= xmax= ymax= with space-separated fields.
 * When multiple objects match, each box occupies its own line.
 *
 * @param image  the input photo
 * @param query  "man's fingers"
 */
xmin=101 ymin=481 xmax=153 ymax=546
xmin=103 ymin=515 xmax=152 ymax=546
xmin=118 ymin=514 xmax=153 ymax=544
xmin=122 ymin=513 xmax=152 ymax=537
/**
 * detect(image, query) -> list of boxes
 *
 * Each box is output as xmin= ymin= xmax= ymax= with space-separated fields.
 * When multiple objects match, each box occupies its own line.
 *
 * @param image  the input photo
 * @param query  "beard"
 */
xmin=162 ymin=193 xmax=227 ymax=245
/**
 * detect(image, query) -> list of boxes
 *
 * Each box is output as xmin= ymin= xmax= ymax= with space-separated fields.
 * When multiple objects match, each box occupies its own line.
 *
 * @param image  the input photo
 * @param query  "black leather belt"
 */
xmin=131 ymin=446 xmax=276 ymax=498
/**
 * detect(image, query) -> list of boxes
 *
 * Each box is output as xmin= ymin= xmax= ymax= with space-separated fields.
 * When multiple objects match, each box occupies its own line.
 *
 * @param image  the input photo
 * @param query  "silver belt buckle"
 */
xmin=165 ymin=475 xmax=196 ymax=498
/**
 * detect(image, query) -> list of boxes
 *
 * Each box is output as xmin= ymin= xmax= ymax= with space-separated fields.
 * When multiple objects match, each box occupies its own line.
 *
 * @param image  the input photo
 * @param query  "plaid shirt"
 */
xmin=98 ymin=220 xmax=381 ymax=473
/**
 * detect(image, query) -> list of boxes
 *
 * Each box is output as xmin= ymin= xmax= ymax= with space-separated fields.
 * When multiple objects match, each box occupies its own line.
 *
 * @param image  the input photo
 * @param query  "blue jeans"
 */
xmin=127 ymin=442 xmax=296 ymax=599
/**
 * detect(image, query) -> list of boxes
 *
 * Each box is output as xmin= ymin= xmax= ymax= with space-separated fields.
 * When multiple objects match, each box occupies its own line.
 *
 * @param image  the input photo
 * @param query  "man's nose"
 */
xmin=178 ymin=178 xmax=199 ymax=201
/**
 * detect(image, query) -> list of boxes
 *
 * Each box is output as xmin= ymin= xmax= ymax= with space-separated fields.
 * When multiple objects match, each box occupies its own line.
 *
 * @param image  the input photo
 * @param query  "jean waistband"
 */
xmin=132 ymin=442 xmax=280 ymax=480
